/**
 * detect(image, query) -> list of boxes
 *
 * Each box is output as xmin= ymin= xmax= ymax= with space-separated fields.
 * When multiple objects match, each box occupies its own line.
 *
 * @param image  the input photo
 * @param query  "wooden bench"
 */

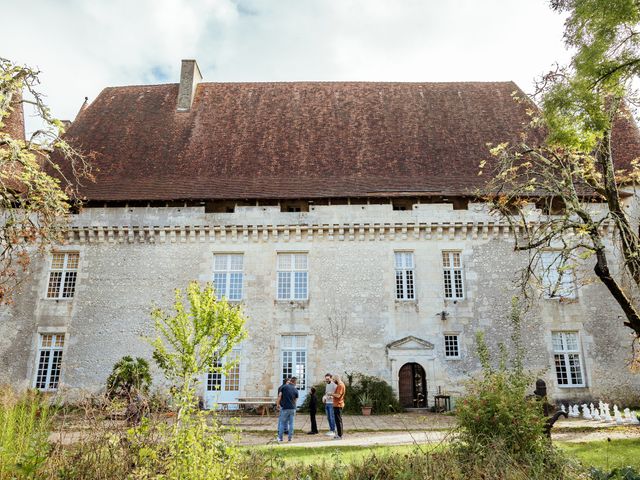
xmin=214 ymin=399 xmax=276 ymax=416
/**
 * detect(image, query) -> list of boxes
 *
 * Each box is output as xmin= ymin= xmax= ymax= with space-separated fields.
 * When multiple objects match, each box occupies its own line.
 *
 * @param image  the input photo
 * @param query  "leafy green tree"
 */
xmin=484 ymin=1 xmax=640 ymax=342
xmin=106 ymin=356 xmax=152 ymax=399
xmin=0 ymin=57 xmax=91 ymax=303
xmin=148 ymin=282 xmax=247 ymax=480
xmin=150 ymin=281 xmax=247 ymax=421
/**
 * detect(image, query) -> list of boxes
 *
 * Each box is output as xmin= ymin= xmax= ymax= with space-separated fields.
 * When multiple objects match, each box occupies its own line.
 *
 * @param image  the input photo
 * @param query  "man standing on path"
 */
xmin=276 ymin=376 xmax=298 ymax=442
xmin=332 ymin=374 xmax=346 ymax=440
xmin=323 ymin=373 xmax=337 ymax=436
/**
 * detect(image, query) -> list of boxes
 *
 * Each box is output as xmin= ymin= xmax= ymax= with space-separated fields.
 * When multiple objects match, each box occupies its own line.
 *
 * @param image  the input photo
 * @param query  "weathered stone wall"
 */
xmin=1 ymin=201 xmax=638 ymax=405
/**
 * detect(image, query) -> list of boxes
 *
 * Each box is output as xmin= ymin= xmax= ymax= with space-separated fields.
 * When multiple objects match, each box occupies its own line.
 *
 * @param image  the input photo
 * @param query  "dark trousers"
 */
xmin=309 ymin=409 xmax=318 ymax=433
xmin=334 ymin=407 xmax=343 ymax=437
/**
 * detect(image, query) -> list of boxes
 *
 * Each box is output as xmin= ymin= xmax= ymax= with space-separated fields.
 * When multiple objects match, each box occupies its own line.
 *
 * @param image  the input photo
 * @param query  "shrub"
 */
xmin=0 ymin=388 xmax=52 ymax=480
xmin=105 ymin=356 xmax=152 ymax=399
xmin=454 ymin=298 xmax=555 ymax=474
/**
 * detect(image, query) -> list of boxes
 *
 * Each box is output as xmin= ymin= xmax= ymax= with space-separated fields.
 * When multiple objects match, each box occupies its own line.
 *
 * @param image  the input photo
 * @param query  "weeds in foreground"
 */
xmin=0 ymin=388 xmax=52 ymax=479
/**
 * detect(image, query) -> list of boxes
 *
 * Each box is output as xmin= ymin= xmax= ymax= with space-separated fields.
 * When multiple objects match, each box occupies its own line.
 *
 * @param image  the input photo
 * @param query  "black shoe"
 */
xmin=307 ymin=431 xmax=318 ymax=435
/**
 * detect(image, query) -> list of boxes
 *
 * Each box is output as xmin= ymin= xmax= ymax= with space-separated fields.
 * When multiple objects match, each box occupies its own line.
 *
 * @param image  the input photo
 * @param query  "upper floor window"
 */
xmin=552 ymin=331 xmax=585 ymax=387
xmin=213 ymin=254 xmax=244 ymax=301
xmin=444 ymin=334 xmax=460 ymax=358
xmin=277 ymin=253 xmax=308 ymax=300
xmin=395 ymin=252 xmax=415 ymax=300
xmin=34 ymin=333 xmax=65 ymax=391
xmin=46 ymin=252 xmax=79 ymax=299
xmin=540 ymin=251 xmax=576 ymax=299
xmin=442 ymin=251 xmax=464 ymax=299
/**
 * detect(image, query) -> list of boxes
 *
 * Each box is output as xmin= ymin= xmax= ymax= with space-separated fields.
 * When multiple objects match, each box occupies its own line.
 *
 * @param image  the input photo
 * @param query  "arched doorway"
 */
xmin=398 ymin=362 xmax=428 ymax=408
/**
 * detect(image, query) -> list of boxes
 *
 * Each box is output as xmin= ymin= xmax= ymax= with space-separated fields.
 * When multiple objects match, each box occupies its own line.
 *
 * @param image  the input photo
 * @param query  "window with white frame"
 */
xmin=395 ymin=252 xmax=415 ymax=300
xmin=34 ymin=333 xmax=65 ymax=391
xmin=281 ymin=335 xmax=307 ymax=391
xmin=444 ymin=334 xmax=460 ymax=358
xmin=206 ymin=350 xmax=240 ymax=392
xmin=46 ymin=252 xmax=79 ymax=299
xmin=540 ymin=251 xmax=576 ymax=299
xmin=442 ymin=251 xmax=464 ymax=299
xmin=552 ymin=331 xmax=585 ymax=387
xmin=213 ymin=254 xmax=244 ymax=300
xmin=277 ymin=253 xmax=308 ymax=300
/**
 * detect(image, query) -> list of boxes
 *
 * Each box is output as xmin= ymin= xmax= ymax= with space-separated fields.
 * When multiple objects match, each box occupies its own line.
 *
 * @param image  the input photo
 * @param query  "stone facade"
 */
xmin=2 ymin=199 xmax=638 ymax=406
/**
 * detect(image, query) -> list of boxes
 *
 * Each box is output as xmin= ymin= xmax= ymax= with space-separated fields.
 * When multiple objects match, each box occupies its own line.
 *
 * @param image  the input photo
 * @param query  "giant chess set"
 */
xmin=561 ymin=402 xmax=640 ymax=425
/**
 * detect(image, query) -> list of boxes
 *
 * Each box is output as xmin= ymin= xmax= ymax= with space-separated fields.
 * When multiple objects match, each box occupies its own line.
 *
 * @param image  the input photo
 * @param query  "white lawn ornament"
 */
xmin=624 ymin=408 xmax=632 ymax=423
xmin=603 ymin=404 xmax=612 ymax=422
xmin=631 ymin=412 xmax=639 ymax=425
xmin=582 ymin=404 xmax=592 ymax=420
xmin=592 ymin=408 xmax=601 ymax=421
xmin=560 ymin=404 xmax=566 ymax=414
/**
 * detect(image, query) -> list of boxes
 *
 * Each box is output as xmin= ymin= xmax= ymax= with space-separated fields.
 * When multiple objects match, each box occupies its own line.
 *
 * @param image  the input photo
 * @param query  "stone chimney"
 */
xmin=177 ymin=59 xmax=202 ymax=112
xmin=2 ymin=91 xmax=25 ymax=140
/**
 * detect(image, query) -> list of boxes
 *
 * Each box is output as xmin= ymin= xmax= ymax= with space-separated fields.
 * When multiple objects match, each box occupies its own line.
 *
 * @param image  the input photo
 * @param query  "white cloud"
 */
xmin=5 ymin=0 xmax=571 ymax=131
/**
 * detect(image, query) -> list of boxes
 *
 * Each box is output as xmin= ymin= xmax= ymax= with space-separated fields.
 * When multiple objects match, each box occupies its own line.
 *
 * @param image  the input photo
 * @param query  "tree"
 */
xmin=483 ymin=0 xmax=640 ymax=344
xmin=150 ymin=281 xmax=247 ymax=421
xmin=106 ymin=356 xmax=152 ymax=399
xmin=0 ymin=57 xmax=91 ymax=303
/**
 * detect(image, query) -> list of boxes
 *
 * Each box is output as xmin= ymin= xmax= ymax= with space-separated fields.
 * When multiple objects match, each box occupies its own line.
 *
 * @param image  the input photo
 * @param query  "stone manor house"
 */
xmin=2 ymin=60 xmax=640 ymax=408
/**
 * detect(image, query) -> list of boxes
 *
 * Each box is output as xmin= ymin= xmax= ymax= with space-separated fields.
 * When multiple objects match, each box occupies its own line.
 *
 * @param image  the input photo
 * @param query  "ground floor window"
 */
xmin=281 ymin=335 xmax=307 ymax=391
xmin=34 ymin=333 xmax=65 ymax=391
xmin=444 ymin=334 xmax=460 ymax=358
xmin=552 ymin=331 xmax=585 ymax=387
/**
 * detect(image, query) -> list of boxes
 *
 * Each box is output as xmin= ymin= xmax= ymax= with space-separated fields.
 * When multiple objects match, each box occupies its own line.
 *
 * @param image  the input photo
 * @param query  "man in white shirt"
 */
xmin=322 ymin=373 xmax=337 ymax=436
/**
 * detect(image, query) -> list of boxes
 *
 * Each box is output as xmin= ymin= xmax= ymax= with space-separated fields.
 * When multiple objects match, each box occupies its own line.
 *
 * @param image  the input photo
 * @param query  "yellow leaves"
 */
xmin=489 ymin=142 xmax=510 ymax=157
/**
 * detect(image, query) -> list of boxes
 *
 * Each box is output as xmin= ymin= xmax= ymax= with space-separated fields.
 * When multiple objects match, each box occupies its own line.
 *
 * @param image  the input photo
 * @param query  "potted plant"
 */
xmin=359 ymin=392 xmax=373 ymax=416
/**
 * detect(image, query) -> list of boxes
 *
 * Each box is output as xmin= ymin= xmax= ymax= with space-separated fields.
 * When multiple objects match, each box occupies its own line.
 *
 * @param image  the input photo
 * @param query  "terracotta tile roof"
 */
xmin=56 ymin=81 xmax=640 ymax=201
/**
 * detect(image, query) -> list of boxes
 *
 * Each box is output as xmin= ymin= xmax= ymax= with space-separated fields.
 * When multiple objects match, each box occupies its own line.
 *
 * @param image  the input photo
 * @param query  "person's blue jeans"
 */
xmin=325 ymin=403 xmax=336 ymax=432
xmin=278 ymin=408 xmax=296 ymax=441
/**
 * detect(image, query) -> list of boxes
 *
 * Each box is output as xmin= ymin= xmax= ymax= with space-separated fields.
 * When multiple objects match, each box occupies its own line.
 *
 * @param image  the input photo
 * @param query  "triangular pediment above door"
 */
xmin=386 ymin=335 xmax=434 ymax=351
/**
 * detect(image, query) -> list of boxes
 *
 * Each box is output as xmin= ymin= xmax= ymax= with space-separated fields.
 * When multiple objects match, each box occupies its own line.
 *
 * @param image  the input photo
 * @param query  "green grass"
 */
xmin=246 ymin=438 xmax=640 ymax=471
xmin=247 ymin=443 xmax=444 ymax=465
xmin=559 ymin=438 xmax=640 ymax=471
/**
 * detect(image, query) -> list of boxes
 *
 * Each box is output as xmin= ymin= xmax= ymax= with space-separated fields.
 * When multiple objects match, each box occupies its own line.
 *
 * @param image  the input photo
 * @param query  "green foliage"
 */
xmin=150 ymin=281 xmax=247 ymax=419
xmin=590 ymin=466 xmax=640 ymax=480
xmin=300 ymin=374 xmax=400 ymax=414
xmin=0 ymin=388 xmax=52 ymax=479
xmin=147 ymin=281 xmax=248 ymax=479
xmin=105 ymin=356 xmax=152 ymax=399
xmin=455 ymin=298 xmax=549 ymax=465
xmin=544 ymin=0 xmax=640 ymax=150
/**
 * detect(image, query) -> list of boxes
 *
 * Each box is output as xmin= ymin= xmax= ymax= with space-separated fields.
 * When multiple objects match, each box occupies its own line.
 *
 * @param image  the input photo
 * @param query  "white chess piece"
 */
xmin=632 ymin=412 xmax=640 ymax=425
xmin=560 ymin=404 xmax=566 ymax=414
xmin=624 ymin=408 xmax=632 ymax=423
xmin=582 ymin=404 xmax=592 ymax=420
xmin=615 ymin=408 xmax=624 ymax=425
xmin=590 ymin=402 xmax=595 ymax=412
xmin=593 ymin=408 xmax=601 ymax=421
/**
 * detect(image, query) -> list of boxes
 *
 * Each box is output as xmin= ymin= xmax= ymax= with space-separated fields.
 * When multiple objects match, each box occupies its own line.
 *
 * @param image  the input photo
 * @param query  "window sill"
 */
xmin=42 ymin=298 xmax=74 ymax=302
xmin=275 ymin=299 xmax=309 ymax=308
xmin=444 ymin=357 xmax=461 ymax=361
xmin=556 ymin=384 xmax=587 ymax=389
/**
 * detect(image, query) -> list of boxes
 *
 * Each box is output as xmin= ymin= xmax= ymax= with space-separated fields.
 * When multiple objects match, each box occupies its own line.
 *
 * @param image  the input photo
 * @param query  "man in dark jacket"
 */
xmin=276 ymin=377 xmax=299 ymax=442
xmin=307 ymin=387 xmax=318 ymax=434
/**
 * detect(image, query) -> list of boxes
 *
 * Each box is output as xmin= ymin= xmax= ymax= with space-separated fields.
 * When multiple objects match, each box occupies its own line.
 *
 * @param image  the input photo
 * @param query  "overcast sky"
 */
xmin=6 ymin=0 xmax=570 ymax=127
